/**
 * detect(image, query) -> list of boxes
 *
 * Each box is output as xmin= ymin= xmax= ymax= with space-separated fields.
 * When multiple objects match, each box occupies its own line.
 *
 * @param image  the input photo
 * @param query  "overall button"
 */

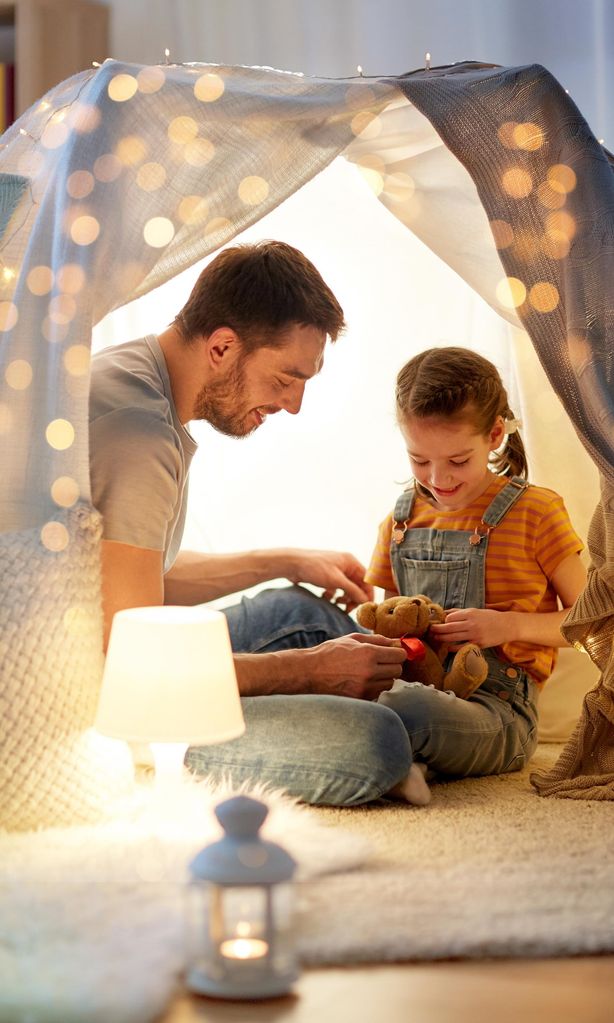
xmin=497 ymin=691 xmax=510 ymax=701
xmin=506 ymin=667 xmax=518 ymax=679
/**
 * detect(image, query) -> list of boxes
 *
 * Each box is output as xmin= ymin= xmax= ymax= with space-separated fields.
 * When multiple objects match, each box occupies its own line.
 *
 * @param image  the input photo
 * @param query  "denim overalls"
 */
xmin=378 ymin=477 xmax=540 ymax=777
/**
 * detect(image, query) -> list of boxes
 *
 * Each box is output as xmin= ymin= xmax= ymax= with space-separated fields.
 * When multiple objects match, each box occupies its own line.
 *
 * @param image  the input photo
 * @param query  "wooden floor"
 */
xmin=161 ymin=957 xmax=614 ymax=1023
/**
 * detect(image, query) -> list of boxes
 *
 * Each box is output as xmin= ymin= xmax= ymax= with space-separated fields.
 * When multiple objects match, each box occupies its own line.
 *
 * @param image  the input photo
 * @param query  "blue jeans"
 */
xmin=184 ymin=586 xmax=412 ymax=806
xmin=378 ymin=652 xmax=539 ymax=777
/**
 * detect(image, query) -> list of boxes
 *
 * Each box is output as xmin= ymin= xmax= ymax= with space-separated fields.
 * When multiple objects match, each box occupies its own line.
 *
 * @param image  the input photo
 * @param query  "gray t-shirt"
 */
xmin=89 ymin=335 xmax=198 ymax=572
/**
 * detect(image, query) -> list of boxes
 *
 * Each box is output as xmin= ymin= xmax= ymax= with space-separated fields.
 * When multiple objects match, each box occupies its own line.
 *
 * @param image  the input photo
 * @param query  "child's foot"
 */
xmin=388 ymin=762 xmax=431 ymax=806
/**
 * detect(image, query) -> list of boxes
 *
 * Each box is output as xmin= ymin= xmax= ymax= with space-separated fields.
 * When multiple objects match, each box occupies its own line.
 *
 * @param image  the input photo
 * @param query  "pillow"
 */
xmin=537 ymin=646 xmax=600 ymax=742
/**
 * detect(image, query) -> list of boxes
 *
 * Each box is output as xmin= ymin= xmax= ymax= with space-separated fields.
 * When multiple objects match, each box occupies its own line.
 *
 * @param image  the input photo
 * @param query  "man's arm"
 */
xmin=100 ymin=540 xmax=165 ymax=650
xmin=164 ymin=547 xmax=374 ymax=610
xmin=101 ymin=540 xmax=405 ymax=695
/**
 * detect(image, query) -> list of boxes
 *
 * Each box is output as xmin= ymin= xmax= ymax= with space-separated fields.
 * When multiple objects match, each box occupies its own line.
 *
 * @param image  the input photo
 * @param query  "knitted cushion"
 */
xmin=0 ymin=504 xmax=132 ymax=830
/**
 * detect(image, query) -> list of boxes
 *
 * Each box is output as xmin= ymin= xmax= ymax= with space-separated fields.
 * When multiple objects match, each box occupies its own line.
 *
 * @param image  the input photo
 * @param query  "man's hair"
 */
xmin=174 ymin=240 xmax=345 ymax=351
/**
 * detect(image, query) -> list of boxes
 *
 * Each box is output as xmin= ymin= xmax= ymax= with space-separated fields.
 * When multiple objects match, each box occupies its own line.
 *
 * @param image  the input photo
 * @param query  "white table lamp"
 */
xmin=95 ymin=605 xmax=245 ymax=783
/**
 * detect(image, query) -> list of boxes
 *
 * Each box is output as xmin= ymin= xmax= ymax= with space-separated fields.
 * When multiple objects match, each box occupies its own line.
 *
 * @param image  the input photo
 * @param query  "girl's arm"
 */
xmin=429 ymin=552 xmax=587 ymax=650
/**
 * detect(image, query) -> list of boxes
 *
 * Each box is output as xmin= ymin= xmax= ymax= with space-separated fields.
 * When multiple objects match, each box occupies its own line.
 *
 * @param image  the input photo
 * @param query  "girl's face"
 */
xmin=400 ymin=414 xmax=506 ymax=511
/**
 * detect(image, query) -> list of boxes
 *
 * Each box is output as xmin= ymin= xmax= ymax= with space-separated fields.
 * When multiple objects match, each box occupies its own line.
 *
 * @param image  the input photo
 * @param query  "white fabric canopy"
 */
xmin=0 ymin=57 xmax=611 ymax=828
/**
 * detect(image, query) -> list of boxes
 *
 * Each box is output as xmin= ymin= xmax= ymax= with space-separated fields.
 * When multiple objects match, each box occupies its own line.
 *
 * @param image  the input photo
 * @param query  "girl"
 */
xmin=366 ymin=347 xmax=587 ymax=806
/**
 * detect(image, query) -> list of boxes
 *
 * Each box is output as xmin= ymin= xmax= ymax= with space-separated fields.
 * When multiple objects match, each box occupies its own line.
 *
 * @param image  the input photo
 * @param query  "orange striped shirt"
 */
xmin=365 ymin=475 xmax=583 ymax=686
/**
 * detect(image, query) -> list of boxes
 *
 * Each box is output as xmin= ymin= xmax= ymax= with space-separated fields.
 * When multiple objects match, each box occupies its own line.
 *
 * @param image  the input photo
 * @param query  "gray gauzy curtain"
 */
xmin=0 ymin=58 xmax=612 ymax=830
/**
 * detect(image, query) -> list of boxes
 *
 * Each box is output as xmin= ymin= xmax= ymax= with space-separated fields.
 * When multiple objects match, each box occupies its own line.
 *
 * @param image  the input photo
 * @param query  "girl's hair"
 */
xmin=395 ymin=346 xmax=528 ymax=478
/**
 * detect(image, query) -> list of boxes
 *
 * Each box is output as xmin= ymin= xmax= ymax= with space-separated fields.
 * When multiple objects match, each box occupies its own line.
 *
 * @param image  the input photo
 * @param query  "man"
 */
xmin=90 ymin=240 xmax=411 ymax=804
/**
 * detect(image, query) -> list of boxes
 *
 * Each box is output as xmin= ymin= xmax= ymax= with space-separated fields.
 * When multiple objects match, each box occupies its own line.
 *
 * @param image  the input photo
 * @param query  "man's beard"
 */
xmin=192 ymin=360 xmax=256 ymax=439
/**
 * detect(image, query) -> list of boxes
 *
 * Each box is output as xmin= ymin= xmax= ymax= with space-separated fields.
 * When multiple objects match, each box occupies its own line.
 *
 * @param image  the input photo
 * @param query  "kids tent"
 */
xmin=0 ymin=57 xmax=612 ymax=830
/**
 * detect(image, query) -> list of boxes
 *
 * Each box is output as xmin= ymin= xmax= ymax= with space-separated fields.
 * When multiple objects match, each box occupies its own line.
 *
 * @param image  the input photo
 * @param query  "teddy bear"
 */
xmin=356 ymin=594 xmax=488 ymax=700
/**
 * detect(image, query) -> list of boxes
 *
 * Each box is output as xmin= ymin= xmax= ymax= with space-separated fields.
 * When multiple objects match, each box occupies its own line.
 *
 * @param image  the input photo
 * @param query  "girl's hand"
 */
xmin=429 ymin=607 xmax=516 ymax=650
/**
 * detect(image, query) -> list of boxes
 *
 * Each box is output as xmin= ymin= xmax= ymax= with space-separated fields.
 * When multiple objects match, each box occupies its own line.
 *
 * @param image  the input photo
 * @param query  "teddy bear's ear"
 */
xmin=356 ymin=602 xmax=377 ymax=630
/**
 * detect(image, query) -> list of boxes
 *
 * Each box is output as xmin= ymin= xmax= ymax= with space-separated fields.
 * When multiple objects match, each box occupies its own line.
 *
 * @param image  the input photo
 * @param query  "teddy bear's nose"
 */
xmin=410 ymin=599 xmax=422 ymax=606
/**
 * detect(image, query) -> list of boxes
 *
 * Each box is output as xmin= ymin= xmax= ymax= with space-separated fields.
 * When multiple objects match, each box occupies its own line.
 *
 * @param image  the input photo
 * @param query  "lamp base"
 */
xmin=186 ymin=965 xmax=298 ymax=1001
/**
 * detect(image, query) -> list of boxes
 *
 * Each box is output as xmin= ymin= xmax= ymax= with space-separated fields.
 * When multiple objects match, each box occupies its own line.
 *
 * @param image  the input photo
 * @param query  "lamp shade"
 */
xmin=95 ymin=605 xmax=245 ymax=745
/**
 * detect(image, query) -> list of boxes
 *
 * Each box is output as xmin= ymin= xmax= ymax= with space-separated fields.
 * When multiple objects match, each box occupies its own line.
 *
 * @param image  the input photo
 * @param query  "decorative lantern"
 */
xmin=187 ymin=795 xmax=299 ymax=999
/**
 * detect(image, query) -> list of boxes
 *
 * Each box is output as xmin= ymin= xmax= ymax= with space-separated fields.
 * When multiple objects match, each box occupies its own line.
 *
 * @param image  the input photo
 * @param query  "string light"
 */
xmin=425 ymin=52 xmax=432 ymax=71
xmin=164 ymin=48 xmax=171 ymax=65
xmin=357 ymin=65 xmax=364 ymax=77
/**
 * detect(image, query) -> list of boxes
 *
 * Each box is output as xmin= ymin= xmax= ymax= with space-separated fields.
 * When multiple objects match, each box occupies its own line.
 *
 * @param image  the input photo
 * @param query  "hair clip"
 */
xmin=504 ymin=417 xmax=522 ymax=435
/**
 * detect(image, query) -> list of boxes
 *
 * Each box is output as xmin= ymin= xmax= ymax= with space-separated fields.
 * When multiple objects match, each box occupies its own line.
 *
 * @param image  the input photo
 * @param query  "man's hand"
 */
xmin=287 ymin=549 xmax=374 ymax=611
xmin=302 ymin=633 xmax=407 ymax=700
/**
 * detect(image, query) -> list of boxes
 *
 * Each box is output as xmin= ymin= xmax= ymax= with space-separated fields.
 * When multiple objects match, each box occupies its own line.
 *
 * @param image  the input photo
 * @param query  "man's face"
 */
xmin=193 ymin=324 xmax=326 ymax=438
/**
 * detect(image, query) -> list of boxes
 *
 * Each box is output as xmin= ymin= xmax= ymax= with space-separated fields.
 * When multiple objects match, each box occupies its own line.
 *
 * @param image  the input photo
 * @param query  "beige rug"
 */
xmin=296 ymin=744 xmax=614 ymax=963
xmin=2 ymin=746 xmax=613 ymax=1022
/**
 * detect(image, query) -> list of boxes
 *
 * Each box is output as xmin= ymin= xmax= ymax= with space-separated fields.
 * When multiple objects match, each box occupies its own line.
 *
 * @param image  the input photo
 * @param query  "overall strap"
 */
xmin=482 ymin=476 xmax=530 ymax=527
xmin=391 ymin=483 xmax=417 ymax=545
xmin=469 ymin=476 xmax=529 ymax=547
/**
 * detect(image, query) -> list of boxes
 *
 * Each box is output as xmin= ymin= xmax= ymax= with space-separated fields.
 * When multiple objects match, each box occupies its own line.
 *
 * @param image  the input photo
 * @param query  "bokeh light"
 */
xmin=49 ymin=294 xmax=77 ymax=325
xmin=27 ymin=265 xmax=54 ymax=295
xmin=56 ymin=264 xmax=86 ymax=294
xmin=546 ymin=210 xmax=576 ymax=242
xmin=136 ymin=162 xmax=167 ymax=191
xmin=116 ymin=135 xmax=148 ymax=166
xmin=67 ymin=170 xmax=95 ymax=199
xmin=496 ymin=276 xmax=527 ymax=309
xmin=108 ymin=74 xmax=138 ymax=102
xmin=168 ymin=116 xmax=198 ymax=144
xmin=46 ymin=419 xmax=75 ymax=450
xmin=529 ymin=281 xmax=560 ymax=313
xmin=183 ymin=138 xmax=215 ymax=166
xmin=51 ymin=476 xmax=80 ymax=508
xmin=350 ymin=111 xmax=382 ymax=140
xmin=512 ymin=229 xmax=540 ymax=263
xmin=64 ymin=345 xmax=90 ymax=376
xmin=383 ymin=172 xmax=415 ymax=203
xmin=490 ymin=219 xmax=515 ymax=249
xmin=137 ymin=66 xmax=166 ymax=94
xmin=69 ymin=103 xmax=101 ymax=134
xmin=143 ymin=217 xmax=175 ymax=247
xmin=41 ymin=121 xmax=69 ymax=149
xmin=547 ymin=164 xmax=577 ymax=194
xmin=42 ymin=318 xmax=69 ymax=344
xmin=204 ymin=216 xmax=232 ymax=237
xmin=502 ymin=168 xmax=533 ymax=199
xmin=0 ymin=301 xmax=18 ymax=330
xmin=177 ymin=195 xmax=209 ymax=225
xmin=70 ymin=215 xmax=100 ymax=245
xmin=63 ymin=605 xmax=91 ymax=635
xmin=238 ymin=176 xmax=270 ymax=205
xmin=5 ymin=359 xmax=32 ymax=389
xmin=513 ymin=122 xmax=545 ymax=151
xmin=497 ymin=122 xmax=518 ymax=149
xmin=41 ymin=521 xmax=69 ymax=552
xmin=194 ymin=73 xmax=225 ymax=102
xmin=94 ymin=154 xmax=123 ymax=182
